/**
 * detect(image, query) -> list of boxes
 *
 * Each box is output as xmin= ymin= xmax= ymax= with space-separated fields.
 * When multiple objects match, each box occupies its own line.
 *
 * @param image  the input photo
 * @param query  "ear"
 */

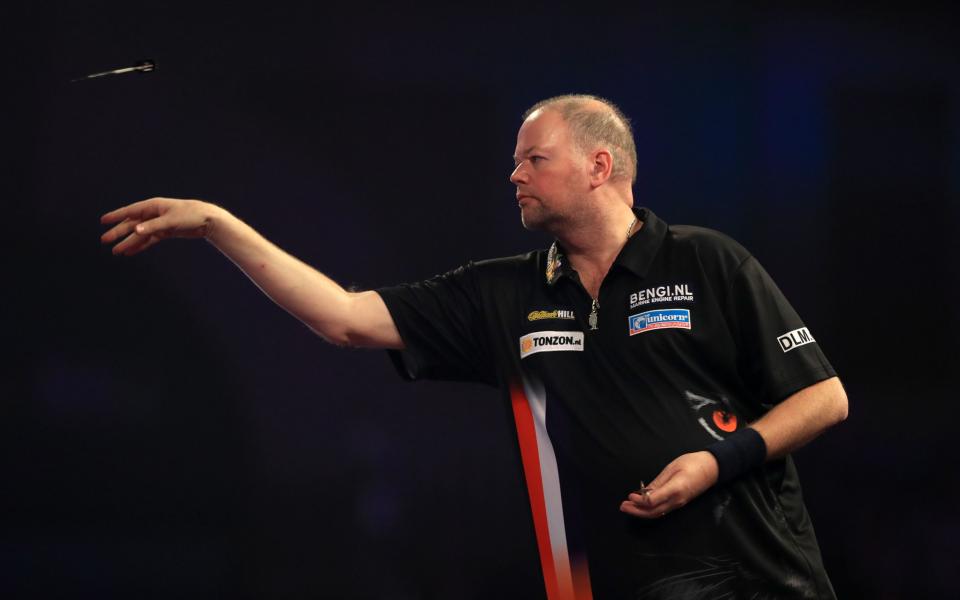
xmin=588 ymin=149 xmax=614 ymax=187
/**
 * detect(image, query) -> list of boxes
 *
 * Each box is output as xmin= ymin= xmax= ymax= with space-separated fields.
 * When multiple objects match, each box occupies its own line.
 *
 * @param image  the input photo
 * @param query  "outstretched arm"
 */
xmin=620 ymin=376 xmax=848 ymax=518
xmin=101 ymin=197 xmax=403 ymax=349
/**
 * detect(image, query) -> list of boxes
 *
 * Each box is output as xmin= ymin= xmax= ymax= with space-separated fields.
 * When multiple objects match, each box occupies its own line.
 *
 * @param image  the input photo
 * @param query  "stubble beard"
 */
xmin=520 ymin=171 xmax=589 ymax=234
xmin=520 ymin=201 xmax=560 ymax=233
xmin=520 ymin=193 xmax=586 ymax=236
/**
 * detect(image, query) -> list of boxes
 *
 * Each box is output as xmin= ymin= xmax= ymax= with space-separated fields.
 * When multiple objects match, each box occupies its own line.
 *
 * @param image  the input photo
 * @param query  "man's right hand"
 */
xmin=101 ymin=197 xmax=222 ymax=255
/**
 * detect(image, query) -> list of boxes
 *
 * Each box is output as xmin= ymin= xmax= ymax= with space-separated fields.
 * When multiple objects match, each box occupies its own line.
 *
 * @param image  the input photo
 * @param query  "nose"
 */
xmin=510 ymin=162 xmax=527 ymax=185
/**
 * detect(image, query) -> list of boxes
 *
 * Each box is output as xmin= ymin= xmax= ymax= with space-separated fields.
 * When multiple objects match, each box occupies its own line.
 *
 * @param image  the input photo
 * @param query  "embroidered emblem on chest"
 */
xmin=519 ymin=331 xmax=585 ymax=358
xmin=628 ymin=283 xmax=694 ymax=309
xmin=628 ymin=309 xmax=691 ymax=335
xmin=527 ymin=309 xmax=575 ymax=322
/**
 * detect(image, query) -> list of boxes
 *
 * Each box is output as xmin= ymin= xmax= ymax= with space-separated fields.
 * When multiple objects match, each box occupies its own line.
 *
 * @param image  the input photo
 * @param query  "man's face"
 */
xmin=510 ymin=109 xmax=590 ymax=232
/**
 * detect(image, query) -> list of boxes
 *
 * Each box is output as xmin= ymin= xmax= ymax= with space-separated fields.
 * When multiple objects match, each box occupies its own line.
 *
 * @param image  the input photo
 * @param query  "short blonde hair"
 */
xmin=523 ymin=94 xmax=637 ymax=185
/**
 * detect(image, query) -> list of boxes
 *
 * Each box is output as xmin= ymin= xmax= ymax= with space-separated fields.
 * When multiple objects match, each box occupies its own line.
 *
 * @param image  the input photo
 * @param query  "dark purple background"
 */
xmin=6 ymin=3 xmax=959 ymax=598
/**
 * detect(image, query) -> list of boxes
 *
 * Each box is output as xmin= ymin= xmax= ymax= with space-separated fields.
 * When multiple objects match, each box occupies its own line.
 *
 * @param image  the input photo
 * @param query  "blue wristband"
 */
xmin=705 ymin=427 xmax=767 ymax=485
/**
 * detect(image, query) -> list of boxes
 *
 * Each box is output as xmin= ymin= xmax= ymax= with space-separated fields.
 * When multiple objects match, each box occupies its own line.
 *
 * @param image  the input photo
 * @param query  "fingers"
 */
xmin=108 ymin=222 xmax=167 ymax=256
xmin=620 ymin=452 xmax=722 ymax=520
xmin=634 ymin=463 xmax=680 ymax=508
xmin=622 ymin=484 xmax=677 ymax=518
xmin=124 ymin=235 xmax=162 ymax=256
xmin=620 ymin=500 xmax=670 ymax=519
xmin=101 ymin=198 xmax=185 ymax=255
xmin=110 ymin=229 xmax=148 ymax=255
xmin=101 ymin=218 xmax=139 ymax=244
xmin=133 ymin=212 xmax=175 ymax=238
xmin=627 ymin=489 xmax=667 ymax=509
xmin=100 ymin=197 xmax=166 ymax=225
xmin=100 ymin=199 xmax=165 ymax=251
xmin=620 ymin=468 xmax=686 ymax=519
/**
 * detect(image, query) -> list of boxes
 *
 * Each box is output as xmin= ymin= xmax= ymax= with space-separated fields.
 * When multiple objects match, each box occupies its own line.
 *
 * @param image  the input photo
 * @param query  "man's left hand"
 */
xmin=619 ymin=451 xmax=719 ymax=519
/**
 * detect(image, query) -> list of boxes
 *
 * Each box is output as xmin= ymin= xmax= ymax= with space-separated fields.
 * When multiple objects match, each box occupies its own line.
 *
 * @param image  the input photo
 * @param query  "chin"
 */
xmin=520 ymin=211 xmax=545 ymax=232
xmin=521 ymin=206 xmax=561 ymax=233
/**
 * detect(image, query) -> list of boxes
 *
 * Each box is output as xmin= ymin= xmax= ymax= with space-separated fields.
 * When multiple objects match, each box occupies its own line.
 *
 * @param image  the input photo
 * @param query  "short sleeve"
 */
xmin=376 ymin=263 xmax=498 ymax=387
xmin=727 ymin=256 xmax=836 ymax=404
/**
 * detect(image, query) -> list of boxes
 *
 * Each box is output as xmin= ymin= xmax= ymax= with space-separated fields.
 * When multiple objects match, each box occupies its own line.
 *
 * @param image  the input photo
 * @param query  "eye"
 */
xmin=513 ymin=155 xmax=545 ymax=168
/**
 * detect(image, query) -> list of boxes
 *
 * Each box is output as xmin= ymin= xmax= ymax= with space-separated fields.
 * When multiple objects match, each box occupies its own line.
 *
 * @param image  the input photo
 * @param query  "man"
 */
xmin=101 ymin=94 xmax=847 ymax=599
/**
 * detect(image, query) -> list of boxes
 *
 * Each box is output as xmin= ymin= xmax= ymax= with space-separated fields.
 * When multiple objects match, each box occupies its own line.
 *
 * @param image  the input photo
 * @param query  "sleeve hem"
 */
xmin=768 ymin=366 xmax=838 ymax=405
xmin=376 ymin=287 xmax=431 ymax=381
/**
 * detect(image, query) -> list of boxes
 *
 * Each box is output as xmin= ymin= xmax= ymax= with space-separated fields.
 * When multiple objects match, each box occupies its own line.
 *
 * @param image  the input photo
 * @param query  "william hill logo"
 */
xmin=778 ymin=327 xmax=815 ymax=353
xmin=527 ymin=309 xmax=576 ymax=322
xmin=519 ymin=331 xmax=585 ymax=359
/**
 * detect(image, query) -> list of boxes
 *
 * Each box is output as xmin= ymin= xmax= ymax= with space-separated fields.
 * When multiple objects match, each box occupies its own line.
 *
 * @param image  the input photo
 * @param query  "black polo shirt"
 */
xmin=377 ymin=207 xmax=838 ymax=599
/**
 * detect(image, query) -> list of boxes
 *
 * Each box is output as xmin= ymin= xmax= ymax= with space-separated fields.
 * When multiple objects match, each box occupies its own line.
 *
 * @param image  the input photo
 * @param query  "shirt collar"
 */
xmin=544 ymin=206 xmax=668 ymax=286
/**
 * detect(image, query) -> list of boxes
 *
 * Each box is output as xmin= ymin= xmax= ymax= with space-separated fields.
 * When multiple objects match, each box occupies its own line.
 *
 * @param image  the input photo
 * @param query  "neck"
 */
xmin=557 ymin=203 xmax=640 ymax=279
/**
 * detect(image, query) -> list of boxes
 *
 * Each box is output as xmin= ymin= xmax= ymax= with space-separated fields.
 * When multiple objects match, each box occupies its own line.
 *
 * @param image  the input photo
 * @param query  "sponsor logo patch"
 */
xmin=778 ymin=327 xmax=815 ymax=352
xmin=527 ymin=309 xmax=576 ymax=322
xmin=519 ymin=330 xmax=585 ymax=359
xmin=629 ymin=283 xmax=694 ymax=309
xmin=628 ymin=309 xmax=692 ymax=335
